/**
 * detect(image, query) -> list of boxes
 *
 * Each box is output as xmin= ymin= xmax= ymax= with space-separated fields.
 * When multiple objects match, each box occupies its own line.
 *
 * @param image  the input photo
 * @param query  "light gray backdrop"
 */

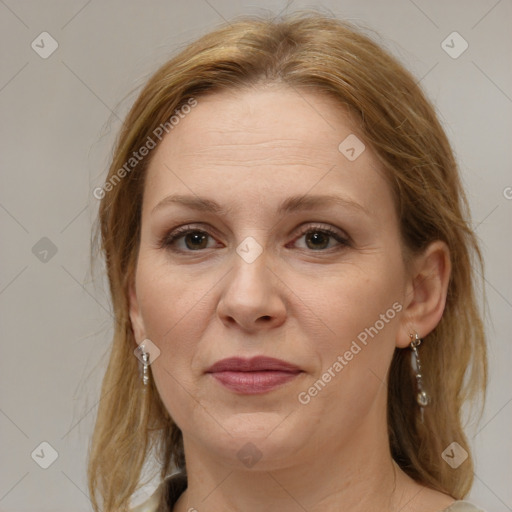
xmin=1 ymin=1 xmax=511 ymax=511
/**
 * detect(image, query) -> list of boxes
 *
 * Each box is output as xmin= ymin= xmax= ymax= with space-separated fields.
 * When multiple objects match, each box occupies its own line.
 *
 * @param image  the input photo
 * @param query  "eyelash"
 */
xmin=158 ymin=223 xmax=351 ymax=253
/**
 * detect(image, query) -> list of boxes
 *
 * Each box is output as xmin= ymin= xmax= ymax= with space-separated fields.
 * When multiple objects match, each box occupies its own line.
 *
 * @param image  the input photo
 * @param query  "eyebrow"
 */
xmin=151 ymin=193 xmax=369 ymax=217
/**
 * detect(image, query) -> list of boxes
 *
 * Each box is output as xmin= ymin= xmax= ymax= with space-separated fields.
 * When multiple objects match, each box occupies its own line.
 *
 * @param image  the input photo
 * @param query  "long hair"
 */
xmin=88 ymin=11 xmax=487 ymax=511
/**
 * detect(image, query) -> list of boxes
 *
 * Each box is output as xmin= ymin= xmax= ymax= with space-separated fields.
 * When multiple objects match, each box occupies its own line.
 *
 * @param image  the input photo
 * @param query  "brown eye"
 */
xmin=161 ymin=224 xmax=350 ymax=254
xmin=291 ymin=225 xmax=350 ymax=252
xmin=183 ymin=231 xmax=209 ymax=250
xmin=305 ymin=231 xmax=331 ymax=250
xmin=161 ymin=228 xmax=218 ymax=252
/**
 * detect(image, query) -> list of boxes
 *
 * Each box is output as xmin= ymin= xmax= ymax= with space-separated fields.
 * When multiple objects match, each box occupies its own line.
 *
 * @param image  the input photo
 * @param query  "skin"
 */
xmin=129 ymin=85 xmax=453 ymax=512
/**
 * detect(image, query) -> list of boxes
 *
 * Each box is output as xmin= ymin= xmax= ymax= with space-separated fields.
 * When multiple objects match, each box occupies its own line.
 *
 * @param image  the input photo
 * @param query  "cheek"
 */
xmin=135 ymin=249 xmax=219 ymax=340
xmin=293 ymin=264 xmax=404 ymax=426
xmin=137 ymin=249 xmax=405 ymax=364
xmin=294 ymin=258 xmax=404 ymax=349
xmin=135 ymin=273 xmax=203 ymax=429
xmin=135 ymin=257 xmax=203 ymax=371
xmin=134 ymin=253 xmax=226 ymax=420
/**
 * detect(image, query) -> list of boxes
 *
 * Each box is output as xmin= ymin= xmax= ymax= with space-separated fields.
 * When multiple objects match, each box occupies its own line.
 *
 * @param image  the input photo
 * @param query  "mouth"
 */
xmin=205 ymin=356 xmax=303 ymax=395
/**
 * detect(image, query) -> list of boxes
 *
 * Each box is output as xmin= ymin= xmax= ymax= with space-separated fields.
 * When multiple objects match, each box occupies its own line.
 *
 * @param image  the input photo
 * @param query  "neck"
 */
xmin=173 ymin=396 xmax=430 ymax=512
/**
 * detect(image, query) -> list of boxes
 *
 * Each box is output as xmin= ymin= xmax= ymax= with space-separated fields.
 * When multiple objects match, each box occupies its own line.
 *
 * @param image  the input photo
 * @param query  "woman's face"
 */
xmin=129 ymin=86 xmax=413 ymax=469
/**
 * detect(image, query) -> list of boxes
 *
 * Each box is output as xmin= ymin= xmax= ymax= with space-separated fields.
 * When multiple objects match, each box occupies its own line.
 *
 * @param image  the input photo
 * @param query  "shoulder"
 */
xmin=130 ymin=472 xmax=188 ymax=512
xmin=130 ymin=485 xmax=162 ymax=512
xmin=441 ymin=501 xmax=488 ymax=512
xmin=130 ymin=482 xmax=164 ymax=512
xmin=398 ymin=477 xmax=487 ymax=512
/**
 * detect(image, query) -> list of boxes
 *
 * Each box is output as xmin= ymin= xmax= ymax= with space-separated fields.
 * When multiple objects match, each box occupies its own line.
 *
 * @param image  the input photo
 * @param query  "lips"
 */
xmin=206 ymin=356 xmax=301 ymax=373
xmin=205 ymin=356 xmax=302 ymax=394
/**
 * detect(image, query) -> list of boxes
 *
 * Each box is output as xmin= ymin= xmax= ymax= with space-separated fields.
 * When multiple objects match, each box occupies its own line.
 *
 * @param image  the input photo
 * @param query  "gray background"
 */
xmin=0 ymin=0 xmax=511 ymax=510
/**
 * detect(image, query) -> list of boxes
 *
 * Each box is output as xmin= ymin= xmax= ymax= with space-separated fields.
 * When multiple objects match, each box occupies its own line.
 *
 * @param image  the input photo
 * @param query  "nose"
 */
xmin=216 ymin=250 xmax=287 ymax=332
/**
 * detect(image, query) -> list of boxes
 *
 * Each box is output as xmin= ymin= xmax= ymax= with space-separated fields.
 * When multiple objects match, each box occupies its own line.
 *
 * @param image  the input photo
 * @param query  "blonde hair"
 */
xmin=88 ymin=11 xmax=487 ymax=511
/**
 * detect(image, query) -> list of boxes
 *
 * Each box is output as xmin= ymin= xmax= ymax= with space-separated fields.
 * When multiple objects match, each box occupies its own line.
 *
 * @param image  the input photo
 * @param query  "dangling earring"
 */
xmin=141 ymin=350 xmax=150 ymax=386
xmin=410 ymin=333 xmax=430 ymax=422
xmin=135 ymin=342 xmax=150 ymax=387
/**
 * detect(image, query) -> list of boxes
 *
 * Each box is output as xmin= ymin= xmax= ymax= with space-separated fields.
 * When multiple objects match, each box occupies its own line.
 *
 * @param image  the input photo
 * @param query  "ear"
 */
xmin=396 ymin=240 xmax=451 ymax=348
xmin=128 ymin=280 xmax=146 ymax=343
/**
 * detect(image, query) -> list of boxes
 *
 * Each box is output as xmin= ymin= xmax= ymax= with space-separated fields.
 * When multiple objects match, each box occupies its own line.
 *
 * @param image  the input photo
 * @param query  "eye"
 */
xmin=289 ymin=224 xmax=350 ymax=251
xmin=159 ymin=223 xmax=350 ymax=254
xmin=159 ymin=226 xmax=220 ymax=252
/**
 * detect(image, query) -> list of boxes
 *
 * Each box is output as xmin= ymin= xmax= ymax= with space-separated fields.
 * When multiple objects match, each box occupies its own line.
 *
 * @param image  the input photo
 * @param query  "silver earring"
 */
xmin=410 ymin=333 xmax=430 ymax=422
xmin=135 ymin=344 xmax=150 ymax=386
xmin=141 ymin=350 xmax=150 ymax=386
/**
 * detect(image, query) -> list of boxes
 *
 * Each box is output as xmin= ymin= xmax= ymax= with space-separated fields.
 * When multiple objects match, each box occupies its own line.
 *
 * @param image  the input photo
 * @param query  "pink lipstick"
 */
xmin=205 ymin=356 xmax=302 ymax=394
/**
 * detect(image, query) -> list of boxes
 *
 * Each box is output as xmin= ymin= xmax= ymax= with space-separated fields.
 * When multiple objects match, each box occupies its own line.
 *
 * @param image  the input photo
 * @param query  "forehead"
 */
xmin=142 ymin=86 xmax=393 ymax=221
xmin=153 ymin=86 xmax=357 ymax=165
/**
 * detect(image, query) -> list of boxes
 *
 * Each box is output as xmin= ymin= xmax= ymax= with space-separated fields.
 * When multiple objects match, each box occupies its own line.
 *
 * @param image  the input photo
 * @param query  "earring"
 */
xmin=410 ymin=333 xmax=430 ymax=422
xmin=135 ymin=343 xmax=150 ymax=387
xmin=141 ymin=350 xmax=150 ymax=386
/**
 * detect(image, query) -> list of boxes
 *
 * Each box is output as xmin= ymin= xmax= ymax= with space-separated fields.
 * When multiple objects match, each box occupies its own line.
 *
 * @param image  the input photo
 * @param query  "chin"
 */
xmin=192 ymin=411 xmax=309 ymax=469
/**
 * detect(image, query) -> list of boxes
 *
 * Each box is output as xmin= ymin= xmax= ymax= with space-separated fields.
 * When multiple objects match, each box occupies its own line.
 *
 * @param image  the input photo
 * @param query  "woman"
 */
xmin=88 ymin=12 xmax=488 ymax=512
